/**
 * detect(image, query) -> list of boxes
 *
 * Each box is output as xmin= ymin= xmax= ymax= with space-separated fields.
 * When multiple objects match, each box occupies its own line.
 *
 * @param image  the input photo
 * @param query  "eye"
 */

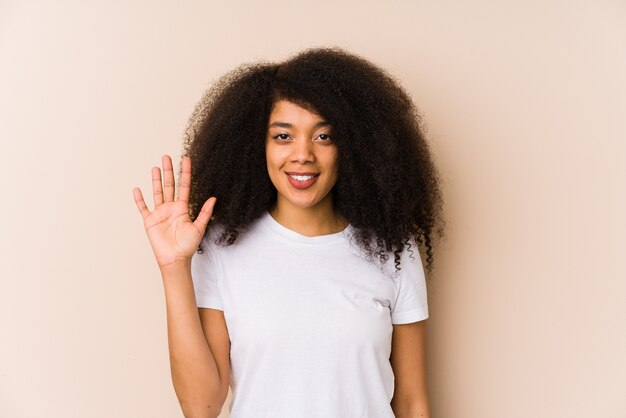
xmin=273 ymin=133 xmax=290 ymax=141
xmin=317 ymin=133 xmax=332 ymax=141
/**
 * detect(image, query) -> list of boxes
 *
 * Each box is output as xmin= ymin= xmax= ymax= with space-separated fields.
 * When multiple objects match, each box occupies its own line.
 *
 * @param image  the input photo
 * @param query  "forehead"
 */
xmin=268 ymin=100 xmax=327 ymax=124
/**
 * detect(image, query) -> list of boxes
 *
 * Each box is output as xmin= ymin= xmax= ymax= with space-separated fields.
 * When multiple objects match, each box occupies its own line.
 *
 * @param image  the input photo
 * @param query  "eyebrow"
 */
xmin=268 ymin=121 xmax=331 ymax=129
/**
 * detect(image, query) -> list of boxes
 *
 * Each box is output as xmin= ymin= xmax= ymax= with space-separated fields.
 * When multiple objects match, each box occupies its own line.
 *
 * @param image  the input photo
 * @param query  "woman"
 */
xmin=133 ymin=47 xmax=445 ymax=418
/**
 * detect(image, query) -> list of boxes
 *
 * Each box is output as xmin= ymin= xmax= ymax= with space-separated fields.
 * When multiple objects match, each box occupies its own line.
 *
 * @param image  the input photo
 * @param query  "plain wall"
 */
xmin=1 ymin=1 xmax=624 ymax=417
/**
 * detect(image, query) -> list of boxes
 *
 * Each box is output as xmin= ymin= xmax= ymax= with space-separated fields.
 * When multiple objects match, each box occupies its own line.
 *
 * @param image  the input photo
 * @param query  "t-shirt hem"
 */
xmin=391 ymin=307 xmax=428 ymax=324
xmin=195 ymin=295 xmax=224 ymax=311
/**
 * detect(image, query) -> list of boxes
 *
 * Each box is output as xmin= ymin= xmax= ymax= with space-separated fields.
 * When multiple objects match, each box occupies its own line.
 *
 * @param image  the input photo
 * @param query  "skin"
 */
xmin=390 ymin=321 xmax=430 ymax=417
xmin=265 ymin=99 xmax=348 ymax=236
xmin=132 ymin=100 xmax=430 ymax=416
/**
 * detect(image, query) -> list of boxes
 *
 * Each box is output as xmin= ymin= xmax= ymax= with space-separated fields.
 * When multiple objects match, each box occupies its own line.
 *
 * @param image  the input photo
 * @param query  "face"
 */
xmin=265 ymin=100 xmax=338 ymax=214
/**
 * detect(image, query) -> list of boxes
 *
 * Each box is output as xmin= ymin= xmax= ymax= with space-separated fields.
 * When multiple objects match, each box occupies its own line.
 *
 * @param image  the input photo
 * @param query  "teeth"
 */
xmin=289 ymin=174 xmax=316 ymax=181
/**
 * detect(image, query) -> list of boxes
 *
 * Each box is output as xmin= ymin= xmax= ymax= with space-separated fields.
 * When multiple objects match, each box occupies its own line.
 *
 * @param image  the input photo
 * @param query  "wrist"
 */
xmin=159 ymin=258 xmax=192 ymax=276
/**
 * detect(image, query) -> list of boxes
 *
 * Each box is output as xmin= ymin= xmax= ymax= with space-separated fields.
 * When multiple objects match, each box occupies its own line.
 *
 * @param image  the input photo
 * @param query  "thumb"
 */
xmin=193 ymin=197 xmax=217 ymax=233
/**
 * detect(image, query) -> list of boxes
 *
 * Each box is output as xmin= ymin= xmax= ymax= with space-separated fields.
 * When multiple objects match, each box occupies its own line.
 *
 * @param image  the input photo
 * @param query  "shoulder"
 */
xmin=372 ymin=237 xmax=422 ymax=280
xmin=202 ymin=221 xmax=227 ymax=244
xmin=199 ymin=215 xmax=268 ymax=252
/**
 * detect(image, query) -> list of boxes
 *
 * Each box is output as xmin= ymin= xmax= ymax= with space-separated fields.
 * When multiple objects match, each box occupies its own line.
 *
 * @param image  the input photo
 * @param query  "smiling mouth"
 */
xmin=285 ymin=173 xmax=320 ymax=189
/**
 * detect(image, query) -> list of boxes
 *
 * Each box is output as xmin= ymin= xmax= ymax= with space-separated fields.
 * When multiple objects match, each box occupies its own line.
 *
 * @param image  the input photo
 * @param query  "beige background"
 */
xmin=1 ymin=1 xmax=624 ymax=417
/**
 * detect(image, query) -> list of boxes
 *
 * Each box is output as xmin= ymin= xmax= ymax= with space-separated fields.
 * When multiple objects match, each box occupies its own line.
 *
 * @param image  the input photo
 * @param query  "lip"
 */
xmin=285 ymin=172 xmax=319 ymax=189
xmin=285 ymin=171 xmax=320 ymax=175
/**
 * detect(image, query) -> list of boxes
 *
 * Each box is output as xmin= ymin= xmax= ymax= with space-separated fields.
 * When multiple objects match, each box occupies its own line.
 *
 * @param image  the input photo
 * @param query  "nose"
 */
xmin=289 ymin=137 xmax=315 ymax=164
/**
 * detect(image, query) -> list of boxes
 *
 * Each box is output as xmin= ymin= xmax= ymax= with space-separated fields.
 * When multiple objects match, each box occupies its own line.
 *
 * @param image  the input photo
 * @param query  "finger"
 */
xmin=152 ymin=166 xmax=164 ymax=207
xmin=162 ymin=155 xmax=175 ymax=202
xmin=178 ymin=156 xmax=191 ymax=203
xmin=193 ymin=197 xmax=217 ymax=233
xmin=132 ymin=187 xmax=152 ymax=219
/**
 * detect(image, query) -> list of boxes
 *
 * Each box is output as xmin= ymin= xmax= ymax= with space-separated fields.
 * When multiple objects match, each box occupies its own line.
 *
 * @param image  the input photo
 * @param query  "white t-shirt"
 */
xmin=191 ymin=211 xmax=428 ymax=418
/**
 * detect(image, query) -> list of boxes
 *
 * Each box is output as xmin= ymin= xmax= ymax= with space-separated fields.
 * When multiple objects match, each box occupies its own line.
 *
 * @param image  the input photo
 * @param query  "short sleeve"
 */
xmin=390 ymin=241 xmax=429 ymax=324
xmin=190 ymin=234 xmax=224 ymax=311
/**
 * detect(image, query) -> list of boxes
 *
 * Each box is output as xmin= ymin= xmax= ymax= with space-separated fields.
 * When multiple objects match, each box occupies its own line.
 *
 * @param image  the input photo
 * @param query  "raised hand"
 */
xmin=132 ymin=155 xmax=216 ymax=270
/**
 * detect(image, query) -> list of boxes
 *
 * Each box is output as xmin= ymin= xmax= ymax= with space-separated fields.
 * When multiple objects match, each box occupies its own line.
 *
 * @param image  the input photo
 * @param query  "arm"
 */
xmin=390 ymin=320 xmax=430 ymax=418
xmin=133 ymin=155 xmax=229 ymax=418
xmin=161 ymin=262 xmax=229 ymax=418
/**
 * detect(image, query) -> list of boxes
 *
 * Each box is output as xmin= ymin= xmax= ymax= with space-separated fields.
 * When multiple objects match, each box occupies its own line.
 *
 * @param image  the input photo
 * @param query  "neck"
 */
xmin=269 ymin=199 xmax=348 ymax=237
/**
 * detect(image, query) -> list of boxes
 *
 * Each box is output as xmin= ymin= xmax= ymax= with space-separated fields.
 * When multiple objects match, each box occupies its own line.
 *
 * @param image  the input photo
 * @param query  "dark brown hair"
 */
xmin=182 ymin=47 xmax=446 ymax=274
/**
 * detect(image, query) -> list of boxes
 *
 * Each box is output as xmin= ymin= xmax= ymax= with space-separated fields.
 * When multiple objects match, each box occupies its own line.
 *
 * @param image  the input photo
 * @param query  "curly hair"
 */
xmin=181 ymin=47 xmax=445 ymax=275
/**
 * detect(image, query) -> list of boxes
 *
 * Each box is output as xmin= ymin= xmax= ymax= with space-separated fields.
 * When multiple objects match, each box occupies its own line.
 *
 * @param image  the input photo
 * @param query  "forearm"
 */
xmin=392 ymin=406 xmax=430 ymax=418
xmin=161 ymin=261 xmax=222 ymax=418
xmin=391 ymin=395 xmax=430 ymax=418
xmin=391 ymin=390 xmax=430 ymax=418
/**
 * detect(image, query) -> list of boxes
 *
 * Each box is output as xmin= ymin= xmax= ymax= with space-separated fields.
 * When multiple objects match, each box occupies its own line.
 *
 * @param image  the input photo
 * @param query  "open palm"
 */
xmin=133 ymin=155 xmax=216 ymax=270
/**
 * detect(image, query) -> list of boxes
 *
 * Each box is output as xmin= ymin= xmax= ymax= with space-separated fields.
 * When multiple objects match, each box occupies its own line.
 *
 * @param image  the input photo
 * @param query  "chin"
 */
xmin=290 ymin=200 xmax=321 ymax=209
xmin=280 ymin=195 xmax=323 ymax=209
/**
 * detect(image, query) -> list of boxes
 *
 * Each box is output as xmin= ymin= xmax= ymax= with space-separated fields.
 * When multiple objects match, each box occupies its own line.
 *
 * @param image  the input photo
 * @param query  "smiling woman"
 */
xmin=133 ymin=47 xmax=446 ymax=418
